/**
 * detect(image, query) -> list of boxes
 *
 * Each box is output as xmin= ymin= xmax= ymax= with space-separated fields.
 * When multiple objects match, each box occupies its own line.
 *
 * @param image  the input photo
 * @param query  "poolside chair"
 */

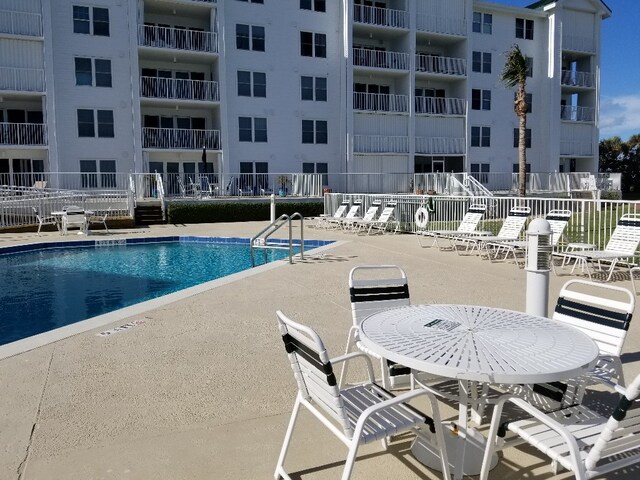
xmin=32 ymin=207 xmax=58 ymax=235
xmin=361 ymin=201 xmax=399 ymax=235
xmin=345 ymin=200 xmax=381 ymax=233
xmin=62 ymin=206 xmax=87 ymax=235
xmin=552 ymin=213 xmax=640 ymax=282
xmin=453 ymin=205 xmax=531 ymax=255
xmin=327 ymin=200 xmax=362 ymax=229
xmin=483 ymin=209 xmax=572 ymax=266
xmin=480 ymin=373 xmax=640 ymax=480
xmin=417 ymin=203 xmax=487 ymax=249
xmin=314 ymin=200 xmax=349 ymax=228
xmin=275 ymin=310 xmax=451 ymax=480
xmin=87 ymin=207 xmax=111 ymax=233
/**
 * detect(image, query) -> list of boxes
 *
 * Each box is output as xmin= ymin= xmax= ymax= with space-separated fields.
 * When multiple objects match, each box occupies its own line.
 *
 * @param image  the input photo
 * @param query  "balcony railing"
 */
xmin=142 ymin=127 xmax=220 ymax=150
xmin=140 ymin=76 xmax=219 ymax=102
xmin=415 ymin=137 xmax=465 ymax=155
xmin=415 ymin=97 xmax=465 ymax=116
xmin=0 ymin=10 xmax=42 ymax=36
xmin=138 ymin=25 xmax=218 ymax=53
xmin=353 ymin=135 xmax=409 ymax=153
xmin=416 ymin=14 xmax=466 ymax=36
xmin=415 ymin=54 xmax=466 ymax=76
xmin=560 ymin=140 xmax=594 ymax=156
xmin=0 ymin=67 xmax=45 ymax=92
xmin=561 ymin=105 xmax=595 ymax=122
xmin=353 ymin=48 xmax=409 ymax=70
xmin=353 ymin=5 xmax=407 ymax=29
xmin=563 ymin=34 xmax=596 ymax=53
xmin=0 ymin=123 xmax=47 ymax=146
xmin=561 ymin=70 xmax=595 ymax=88
xmin=353 ymin=93 xmax=408 ymax=113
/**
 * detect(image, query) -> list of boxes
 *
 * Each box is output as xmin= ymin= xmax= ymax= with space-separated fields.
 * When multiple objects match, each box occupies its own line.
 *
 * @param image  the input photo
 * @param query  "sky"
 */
xmin=498 ymin=0 xmax=640 ymax=141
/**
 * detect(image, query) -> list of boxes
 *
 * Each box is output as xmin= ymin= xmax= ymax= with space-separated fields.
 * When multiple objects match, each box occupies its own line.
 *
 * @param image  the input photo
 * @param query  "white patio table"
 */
xmin=358 ymin=304 xmax=599 ymax=480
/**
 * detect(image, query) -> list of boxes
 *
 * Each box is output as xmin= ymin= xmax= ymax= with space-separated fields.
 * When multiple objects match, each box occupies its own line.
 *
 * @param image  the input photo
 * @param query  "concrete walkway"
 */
xmin=1 ymin=222 xmax=639 ymax=479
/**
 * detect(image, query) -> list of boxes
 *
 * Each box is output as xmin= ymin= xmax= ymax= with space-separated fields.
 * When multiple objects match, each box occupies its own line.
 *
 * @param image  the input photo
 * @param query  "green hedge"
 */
xmin=167 ymin=201 xmax=324 ymax=224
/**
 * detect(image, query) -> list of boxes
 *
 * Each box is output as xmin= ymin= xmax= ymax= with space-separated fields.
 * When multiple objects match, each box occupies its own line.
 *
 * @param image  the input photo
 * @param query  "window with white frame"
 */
xmin=301 ymin=76 xmax=327 ymax=101
xmin=80 ymin=159 xmax=116 ymax=188
xmin=300 ymin=0 xmax=325 ymax=11
xmin=238 ymin=117 xmax=267 ymax=142
xmin=77 ymin=109 xmax=114 ymax=138
xmin=471 ymin=126 xmax=490 ymax=147
xmin=516 ymin=18 xmax=534 ymax=40
xmin=302 ymin=120 xmax=327 ymax=144
xmin=300 ymin=31 xmax=326 ymax=57
xmin=472 ymin=12 xmax=492 ymax=34
xmin=73 ymin=6 xmax=109 ymax=36
xmin=471 ymin=89 xmax=491 ymax=110
xmin=74 ymin=57 xmax=112 ymax=87
xmin=513 ymin=128 xmax=532 ymax=148
xmin=472 ymin=51 xmax=491 ymax=73
xmin=237 ymin=71 xmax=266 ymax=97
xmin=236 ymin=24 xmax=265 ymax=51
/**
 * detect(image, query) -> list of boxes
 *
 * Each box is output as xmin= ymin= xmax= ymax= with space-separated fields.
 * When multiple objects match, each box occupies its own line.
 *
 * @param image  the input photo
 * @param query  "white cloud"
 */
xmin=599 ymin=94 xmax=640 ymax=140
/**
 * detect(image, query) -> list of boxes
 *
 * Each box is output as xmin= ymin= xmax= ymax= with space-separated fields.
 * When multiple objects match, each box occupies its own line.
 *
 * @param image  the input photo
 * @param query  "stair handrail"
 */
xmin=463 ymin=173 xmax=494 ymax=197
xmin=250 ymin=212 xmax=305 ymax=266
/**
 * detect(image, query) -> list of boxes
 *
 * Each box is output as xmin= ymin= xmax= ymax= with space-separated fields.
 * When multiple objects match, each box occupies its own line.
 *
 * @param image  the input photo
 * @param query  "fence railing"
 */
xmin=353 ymin=48 xmax=409 ymax=70
xmin=416 ymin=14 xmax=466 ymax=36
xmin=140 ymin=76 xmax=219 ymax=102
xmin=142 ymin=127 xmax=221 ymax=150
xmin=353 ymin=135 xmax=409 ymax=153
xmin=353 ymin=4 xmax=407 ymax=28
xmin=353 ymin=92 xmax=408 ymax=113
xmin=0 ymin=9 xmax=42 ymax=36
xmin=0 ymin=123 xmax=47 ymax=146
xmin=561 ymin=70 xmax=595 ymax=88
xmin=415 ymin=96 xmax=465 ymax=115
xmin=0 ymin=67 xmax=45 ymax=92
xmin=415 ymin=54 xmax=466 ymax=76
xmin=138 ymin=24 xmax=218 ymax=53
xmin=561 ymin=105 xmax=595 ymax=122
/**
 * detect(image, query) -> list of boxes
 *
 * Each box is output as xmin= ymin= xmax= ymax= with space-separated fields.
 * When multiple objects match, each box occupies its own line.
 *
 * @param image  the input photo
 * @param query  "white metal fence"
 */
xmin=138 ymin=24 xmax=218 ymax=53
xmin=353 ymin=93 xmax=408 ymax=113
xmin=142 ymin=127 xmax=221 ymax=150
xmin=140 ymin=76 xmax=219 ymax=102
xmin=0 ymin=123 xmax=47 ymax=146
xmin=353 ymin=4 xmax=408 ymax=28
xmin=415 ymin=54 xmax=467 ymax=76
xmin=353 ymin=48 xmax=409 ymax=70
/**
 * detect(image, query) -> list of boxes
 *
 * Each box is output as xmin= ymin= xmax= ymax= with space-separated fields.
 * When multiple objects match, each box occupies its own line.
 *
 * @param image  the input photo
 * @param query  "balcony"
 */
xmin=415 ymin=54 xmax=466 ymax=77
xmin=142 ymin=127 xmax=221 ymax=150
xmin=560 ymin=140 xmax=593 ymax=156
xmin=353 ymin=48 xmax=409 ymax=71
xmin=353 ymin=135 xmax=409 ymax=154
xmin=353 ymin=5 xmax=408 ymax=29
xmin=561 ymin=70 xmax=594 ymax=88
xmin=0 ymin=10 xmax=42 ymax=37
xmin=416 ymin=14 xmax=466 ymax=36
xmin=140 ymin=77 xmax=219 ymax=102
xmin=415 ymin=97 xmax=465 ymax=116
xmin=0 ymin=123 xmax=47 ymax=146
xmin=353 ymin=93 xmax=408 ymax=113
xmin=561 ymin=105 xmax=595 ymax=122
xmin=0 ymin=67 xmax=45 ymax=92
xmin=415 ymin=137 xmax=465 ymax=155
xmin=563 ymin=35 xmax=596 ymax=53
xmin=138 ymin=25 xmax=218 ymax=54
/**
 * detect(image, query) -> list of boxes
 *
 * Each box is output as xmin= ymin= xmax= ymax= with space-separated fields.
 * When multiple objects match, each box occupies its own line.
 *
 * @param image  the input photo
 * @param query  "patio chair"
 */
xmin=479 ymin=373 xmax=640 ymax=480
xmin=87 ymin=207 xmax=111 ymax=233
xmin=313 ymin=200 xmax=349 ymax=229
xmin=275 ymin=311 xmax=451 ymax=480
xmin=360 ymin=201 xmax=399 ymax=235
xmin=552 ymin=213 xmax=640 ymax=282
xmin=327 ymin=200 xmax=362 ymax=230
xmin=345 ymin=200 xmax=381 ymax=233
xmin=340 ymin=265 xmax=411 ymax=390
xmin=32 ymin=207 xmax=58 ymax=235
xmin=417 ymin=203 xmax=487 ymax=249
xmin=62 ymin=207 xmax=87 ymax=235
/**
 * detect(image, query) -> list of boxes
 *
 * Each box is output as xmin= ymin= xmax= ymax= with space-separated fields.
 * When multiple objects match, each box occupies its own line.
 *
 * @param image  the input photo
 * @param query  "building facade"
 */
xmin=0 ymin=0 xmax=610 ymax=186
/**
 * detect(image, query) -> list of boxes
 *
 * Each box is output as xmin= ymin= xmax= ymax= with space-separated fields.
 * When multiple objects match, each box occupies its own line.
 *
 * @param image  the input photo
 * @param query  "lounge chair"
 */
xmin=360 ymin=201 xmax=399 ymax=235
xmin=327 ymin=200 xmax=362 ymax=229
xmin=32 ymin=207 xmax=58 ymax=235
xmin=313 ymin=200 xmax=349 ymax=228
xmin=345 ymin=200 xmax=381 ymax=233
xmin=552 ymin=213 xmax=640 ymax=282
xmin=417 ymin=203 xmax=488 ymax=249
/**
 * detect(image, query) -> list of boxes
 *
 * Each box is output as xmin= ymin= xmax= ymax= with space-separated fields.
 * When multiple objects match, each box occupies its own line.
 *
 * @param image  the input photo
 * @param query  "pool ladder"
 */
xmin=250 ymin=212 xmax=305 ymax=267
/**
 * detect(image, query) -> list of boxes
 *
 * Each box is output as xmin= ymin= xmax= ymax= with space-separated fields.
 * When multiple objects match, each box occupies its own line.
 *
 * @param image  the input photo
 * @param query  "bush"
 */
xmin=167 ymin=201 xmax=324 ymax=224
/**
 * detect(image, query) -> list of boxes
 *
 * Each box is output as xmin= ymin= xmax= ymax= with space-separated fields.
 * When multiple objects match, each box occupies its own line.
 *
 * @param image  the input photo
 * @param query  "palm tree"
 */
xmin=501 ymin=44 xmax=529 ymax=197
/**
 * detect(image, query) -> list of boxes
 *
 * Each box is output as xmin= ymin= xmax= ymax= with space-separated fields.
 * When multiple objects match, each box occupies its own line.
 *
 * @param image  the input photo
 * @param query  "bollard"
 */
xmin=270 ymin=194 xmax=276 ymax=223
xmin=525 ymin=218 xmax=552 ymax=317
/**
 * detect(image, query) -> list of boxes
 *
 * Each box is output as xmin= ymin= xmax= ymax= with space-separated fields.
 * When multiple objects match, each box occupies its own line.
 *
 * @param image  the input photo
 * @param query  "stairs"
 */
xmin=135 ymin=203 xmax=165 ymax=225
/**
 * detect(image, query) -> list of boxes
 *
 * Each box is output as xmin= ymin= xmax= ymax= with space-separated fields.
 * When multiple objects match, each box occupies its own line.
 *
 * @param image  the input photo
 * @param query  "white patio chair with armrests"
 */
xmin=88 ymin=207 xmax=111 ymax=233
xmin=417 ymin=203 xmax=488 ymax=249
xmin=345 ymin=200 xmax=381 ymax=233
xmin=275 ymin=311 xmax=451 ymax=480
xmin=340 ymin=265 xmax=412 ymax=390
xmin=552 ymin=213 xmax=640 ymax=282
xmin=361 ymin=201 xmax=399 ymax=235
xmin=61 ymin=206 xmax=87 ymax=235
xmin=32 ymin=207 xmax=58 ymax=235
xmin=479 ymin=373 xmax=640 ymax=480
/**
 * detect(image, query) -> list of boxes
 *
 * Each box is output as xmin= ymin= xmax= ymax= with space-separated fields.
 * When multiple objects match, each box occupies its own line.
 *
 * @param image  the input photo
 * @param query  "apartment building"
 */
xmin=0 ymin=0 xmax=610 ymax=187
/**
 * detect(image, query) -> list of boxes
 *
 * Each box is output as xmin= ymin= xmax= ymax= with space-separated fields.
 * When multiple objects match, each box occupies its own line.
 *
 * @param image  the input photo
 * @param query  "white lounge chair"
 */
xmin=275 ymin=311 xmax=451 ymax=480
xmin=360 ymin=201 xmax=399 ymax=235
xmin=345 ymin=200 xmax=381 ymax=233
xmin=417 ymin=203 xmax=488 ymax=249
xmin=327 ymin=200 xmax=362 ymax=229
xmin=32 ymin=207 xmax=58 ymax=235
xmin=552 ymin=213 xmax=640 ymax=282
xmin=313 ymin=200 xmax=350 ymax=229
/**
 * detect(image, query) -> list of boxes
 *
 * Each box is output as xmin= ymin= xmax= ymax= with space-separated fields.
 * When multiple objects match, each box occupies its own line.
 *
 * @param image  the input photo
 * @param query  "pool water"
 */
xmin=0 ymin=238 xmax=316 ymax=346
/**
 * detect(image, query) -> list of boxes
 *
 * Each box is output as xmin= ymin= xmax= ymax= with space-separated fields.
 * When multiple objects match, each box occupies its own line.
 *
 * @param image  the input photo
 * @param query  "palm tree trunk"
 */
xmin=518 ymin=92 xmax=527 ymax=197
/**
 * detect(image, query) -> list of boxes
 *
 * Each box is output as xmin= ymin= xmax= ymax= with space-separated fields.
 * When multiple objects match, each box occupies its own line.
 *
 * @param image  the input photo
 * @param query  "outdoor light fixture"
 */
xmin=525 ymin=218 xmax=552 ymax=317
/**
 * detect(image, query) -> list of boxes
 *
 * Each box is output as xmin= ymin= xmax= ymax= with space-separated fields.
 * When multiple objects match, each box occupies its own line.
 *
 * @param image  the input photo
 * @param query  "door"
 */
xmin=148 ymin=161 xmax=164 ymax=198
xmin=175 ymin=71 xmax=190 ymax=99
xmin=166 ymin=162 xmax=179 ymax=195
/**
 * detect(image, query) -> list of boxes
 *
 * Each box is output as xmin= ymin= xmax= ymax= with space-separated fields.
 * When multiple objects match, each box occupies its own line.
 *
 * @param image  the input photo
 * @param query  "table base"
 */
xmin=411 ymin=422 xmax=498 ymax=475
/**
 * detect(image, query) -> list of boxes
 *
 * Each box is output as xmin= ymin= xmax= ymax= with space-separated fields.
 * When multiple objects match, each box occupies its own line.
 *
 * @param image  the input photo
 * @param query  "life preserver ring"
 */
xmin=414 ymin=207 xmax=430 ymax=229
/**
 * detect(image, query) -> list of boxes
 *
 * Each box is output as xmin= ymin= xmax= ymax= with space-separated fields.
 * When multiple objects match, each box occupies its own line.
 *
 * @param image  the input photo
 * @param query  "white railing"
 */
xmin=353 ymin=135 xmax=409 ymax=153
xmin=0 ymin=123 xmax=47 ymax=145
xmin=0 ymin=67 xmax=45 ymax=92
xmin=138 ymin=24 xmax=218 ymax=53
xmin=415 ymin=137 xmax=465 ymax=154
xmin=415 ymin=54 xmax=466 ymax=76
xmin=0 ymin=172 xmax=132 ymax=190
xmin=140 ymin=76 xmax=219 ymax=102
xmin=0 ymin=10 xmax=42 ymax=36
xmin=416 ymin=14 xmax=466 ymax=36
xmin=415 ymin=97 xmax=465 ymax=116
xmin=353 ymin=5 xmax=408 ymax=29
xmin=560 ymin=140 xmax=594 ymax=156
xmin=561 ymin=105 xmax=595 ymax=122
xmin=353 ymin=93 xmax=408 ymax=113
xmin=142 ymin=127 xmax=221 ymax=150
xmin=563 ymin=34 xmax=596 ymax=53
xmin=561 ymin=70 xmax=595 ymax=88
xmin=352 ymin=48 xmax=409 ymax=70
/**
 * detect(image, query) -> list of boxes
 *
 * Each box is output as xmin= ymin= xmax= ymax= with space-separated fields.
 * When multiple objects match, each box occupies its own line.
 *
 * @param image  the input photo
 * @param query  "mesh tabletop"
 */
xmin=359 ymin=304 xmax=599 ymax=384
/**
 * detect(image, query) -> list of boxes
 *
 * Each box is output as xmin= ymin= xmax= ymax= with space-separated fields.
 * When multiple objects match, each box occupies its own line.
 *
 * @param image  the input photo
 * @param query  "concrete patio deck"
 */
xmin=1 ymin=222 xmax=639 ymax=479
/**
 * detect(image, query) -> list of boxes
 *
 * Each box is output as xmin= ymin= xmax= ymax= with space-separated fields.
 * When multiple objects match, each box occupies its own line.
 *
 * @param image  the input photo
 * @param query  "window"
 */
xmin=80 ymin=159 xmax=116 ymax=188
xmin=525 ymin=56 xmax=533 ymax=77
xmin=92 ymin=7 xmax=109 ymax=36
xmin=73 ymin=6 xmax=90 ymax=34
xmin=514 ymin=92 xmax=533 ymax=113
xmin=471 ymin=89 xmax=491 ymax=110
xmin=77 ymin=109 xmax=114 ymax=138
xmin=300 ymin=0 xmax=326 ymax=11
xmin=512 ymin=162 xmax=531 ymax=173
xmin=238 ymin=117 xmax=267 ymax=142
xmin=472 ymin=51 xmax=491 ymax=73
xmin=300 ymin=31 xmax=326 ymax=57
xmin=77 ymin=109 xmax=94 ymax=137
xmin=302 ymin=161 xmax=328 ymax=185
xmin=301 ymin=76 xmax=327 ymax=101
xmin=236 ymin=24 xmax=265 ymax=51
xmin=302 ymin=120 xmax=327 ymax=144
xmin=516 ymin=18 xmax=534 ymax=40
xmin=472 ymin=12 xmax=492 ymax=34
xmin=97 ymin=110 xmax=114 ymax=137
xmin=100 ymin=160 xmax=116 ymax=188
xmin=470 ymin=163 xmax=490 ymax=183
xmin=94 ymin=59 xmax=112 ymax=87
xmin=471 ymin=126 xmax=490 ymax=147
xmin=75 ymin=58 xmax=111 ymax=87
xmin=80 ymin=160 xmax=97 ymax=188
xmin=513 ymin=128 xmax=532 ymax=148
xmin=74 ymin=58 xmax=92 ymax=86
xmin=237 ymin=71 xmax=266 ymax=97
xmin=73 ymin=6 xmax=109 ymax=36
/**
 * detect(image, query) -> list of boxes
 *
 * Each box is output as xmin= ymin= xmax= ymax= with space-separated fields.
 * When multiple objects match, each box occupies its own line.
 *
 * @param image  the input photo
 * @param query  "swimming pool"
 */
xmin=0 ymin=236 xmax=332 ymax=346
